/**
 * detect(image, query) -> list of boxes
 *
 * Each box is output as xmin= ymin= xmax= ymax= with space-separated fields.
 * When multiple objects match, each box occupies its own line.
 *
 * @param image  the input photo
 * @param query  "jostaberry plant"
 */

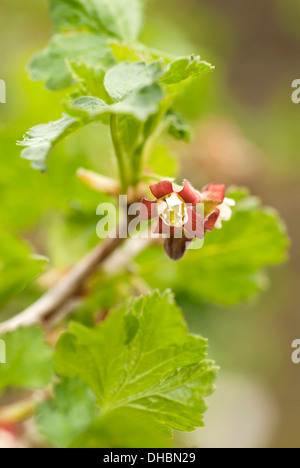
xmin=0 ymin=0 xmax=288 ymax=449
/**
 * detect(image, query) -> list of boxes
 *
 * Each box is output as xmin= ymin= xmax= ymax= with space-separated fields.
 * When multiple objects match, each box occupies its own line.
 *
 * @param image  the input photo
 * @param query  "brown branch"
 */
xmin=0 ymin=218 xmax=133 ymax=335
xmin=45 ymin=238 xmax=151 ymax=330
xmin=0 ymin=391 xmax=48 ymax=424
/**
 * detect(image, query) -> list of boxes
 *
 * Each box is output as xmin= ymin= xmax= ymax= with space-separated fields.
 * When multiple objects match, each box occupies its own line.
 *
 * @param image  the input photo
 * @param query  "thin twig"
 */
xmin=0 ymin=391 xmax=48 ymax=424
xmin=0 ymin=218 xmax=132 ymax=335
xmin=45 ymin=238 xmax=151 ymax=330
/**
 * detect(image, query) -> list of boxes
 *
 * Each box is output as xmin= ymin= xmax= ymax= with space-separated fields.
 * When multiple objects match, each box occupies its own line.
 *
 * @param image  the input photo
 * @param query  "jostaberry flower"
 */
xmin=140 ymin=180 xmax=204 ymax=260
xmin=139 ymin=180 xmax=232 ymax=260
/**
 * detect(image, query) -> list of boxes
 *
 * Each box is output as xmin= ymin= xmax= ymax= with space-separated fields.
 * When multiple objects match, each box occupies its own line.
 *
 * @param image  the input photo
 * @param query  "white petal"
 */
xmin=166 ymin=192 xmax=183 ymax=207
xmin=219 ymin=203 xmax=233 ymax=221
xmin=157 ymin=200 xmax=168 ymax=216
xmin=214 ymin=218 xmax=223 ymax=229
xmin=224 ymin=197 xmax=236 ymax=207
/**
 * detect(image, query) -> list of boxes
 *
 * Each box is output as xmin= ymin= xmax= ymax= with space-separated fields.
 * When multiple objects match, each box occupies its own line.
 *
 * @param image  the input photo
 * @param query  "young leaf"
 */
xmin=37 ymin=377 xmax=97 ymax=448
xmin=108 ymin=41 xmax=181 ymax=65
xmin=49 ymin=0 xmax=104 ymax=33
xmin=109 ymin=83 xmax=164 ymax=121
xmin=161 ymin=55 xmax=215 ymax=85
xmin=108 ymin=41 xmax=147 ymax=62
xmin=18 ymin=115 xmax=83 ymax=171
xmin=28 ymin=34 xmax=113 ymax=91
xmin=104 ymin=61 xmax=165 ymax=101
xmin=55 ymin=291 xmax=217 ymax=435
xmin=49 ymin=0 xmax=145 ymax=43
xmin=137 ymin=200 xmax=289 ymax=305
xmin=69 ymin=83 xmax=164 ymax=122
xmin=0 ymin=326 xmax=53 ymax=394
xmin=68 ymin=61 xmax=109 ymax=100
xmin=166 ymin=109 xmax=192 ymax=142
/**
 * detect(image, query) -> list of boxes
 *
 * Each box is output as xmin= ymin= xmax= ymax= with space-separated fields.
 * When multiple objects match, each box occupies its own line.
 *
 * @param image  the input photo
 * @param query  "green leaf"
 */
xmin=50 ymin=0 xmax=145 ymax=43
xmin=161 ymin=55 xmax=215 ymax=85
xmin=108 ymin=41 xmax=146 ymax=62
xmin=49 ymin=0 xmax=105 ymax=33
xmin=28 ymin=33 xmax=113 ymax=91
xmin=106 ymin=50 xmax=214 ymax=88
xmin=104 ymin=61 xmax=164 ymax=101
xmin=37 ymin=377 xmax=97 ymax=448
xmin=37 ymin=376 xmax=171 ymax=448
xmin=18 ymin=115 xmax=82 ymax=171
xmin=0 ymin=230 xmax=47 ymax=307
xmin=166 ymin=109 xmax=192 ymax=142
xmin=55 ymin=291 xmax=217 ymax=435
xmin=69 ymin=83 xmax=164 ymax=122
xmin=0 ymin=326 xmax=53 ymax=394
xmin=37 ymin=370 xmax=170 ymax=449
xmin=137 ymin=200 xmax=289 ymax=305
xmin=68 ymin=61 xmax=110 ymax=100
xmin=66 ymin=97 xmax=109 ymax=121
xmin=71 ymin=408 xmax=171 ymax=448
xmin=108 ymin=41 xmax=180 ymax=65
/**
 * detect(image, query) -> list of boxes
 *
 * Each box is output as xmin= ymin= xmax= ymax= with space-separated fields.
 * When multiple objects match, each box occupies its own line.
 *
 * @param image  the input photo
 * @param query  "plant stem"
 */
xmin=132 ymin=120 xmax=167 ymax=185
xmin=0 ymin=217 xmax=149 ymax=335
xmin=131 ymin=143 xmax=145 ymax=186
xmin=0 ymin=221 xmax=129 ymax=335
xmin=110 ymin=114 xmax=128 ymax=193
xmin=141 ymin=121 xmax=166 ymax=170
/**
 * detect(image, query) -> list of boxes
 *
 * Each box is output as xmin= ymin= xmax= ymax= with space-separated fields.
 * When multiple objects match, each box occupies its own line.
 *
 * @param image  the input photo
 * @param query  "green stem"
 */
xmin=110 ymin=114 xmax=128 ymax=193
xmin=136 ymin=121 xmax=167 ymax=184
xmin=131 ymin=143 xmax=145 ymax=186
xmin=130 ymin=120 xmax=166 ymax=186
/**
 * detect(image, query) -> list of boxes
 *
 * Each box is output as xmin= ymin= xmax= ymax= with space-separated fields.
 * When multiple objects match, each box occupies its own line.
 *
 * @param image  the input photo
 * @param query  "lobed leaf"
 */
xmin=18 ymin=115 xmax=83 ymax=171
xmin=28 ymin=33 xmax=113 ymax=91
xmin=69 ymin=83 xmax=164 ymax=122
xmin=160 ymin=55 xmax=215 ymax=85
xmin=50 ymin=0 xmax=145 ymax=43
xmin=68 ymin=61 xmax=109 ymax=100
xmin=71 ymin=408 xmax=171 ymax=448
xmin=55 ymin=291 xmax=217 ymax=435
xmin=166 ymin=109 xmax=192 ymax=142
xmin=37 ymin=378 xmax=170 ymax=448
xmin=104 ymin=61 xmax=165 ymax=101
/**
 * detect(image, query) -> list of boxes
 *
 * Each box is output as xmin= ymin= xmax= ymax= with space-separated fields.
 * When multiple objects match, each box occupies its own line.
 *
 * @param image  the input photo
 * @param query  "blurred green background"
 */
xmin=0 ymin=0 xmax=299 ymax=448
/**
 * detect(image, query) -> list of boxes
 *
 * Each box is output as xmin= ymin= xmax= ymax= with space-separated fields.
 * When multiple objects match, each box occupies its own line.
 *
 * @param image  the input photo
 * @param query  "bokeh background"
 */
xmin=0 ymin=0 xmax=300 ymax=448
